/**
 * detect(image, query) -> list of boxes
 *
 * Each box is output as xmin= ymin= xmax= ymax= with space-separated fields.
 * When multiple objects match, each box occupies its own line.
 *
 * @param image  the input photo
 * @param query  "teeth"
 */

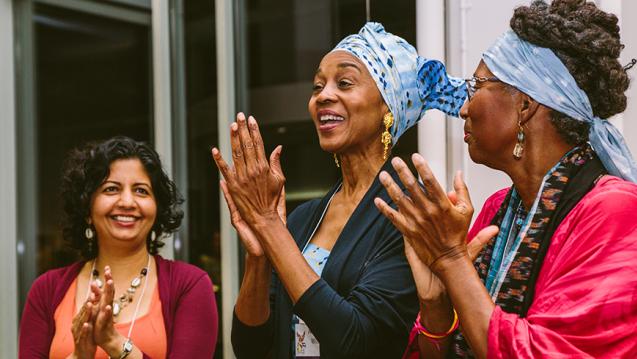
xmin=113 ymin=215 xmax=137 ymax=222
xmin=320 ymin=114 xmax=344 ymax=122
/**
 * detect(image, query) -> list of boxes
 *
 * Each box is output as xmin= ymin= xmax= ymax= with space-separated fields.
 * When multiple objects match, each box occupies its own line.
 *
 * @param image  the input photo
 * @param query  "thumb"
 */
xmin=277 ymin=186 xmax=287 ymax=224
xmin=447 ymin=190 xmax=458 ymax=205
xmin=270 ymin=145 xmax=284 ymax=178
xmin=453 ymin=171 xmax=472 ymax=214
xmin=467 ymin=225 xmax=499 ymax=262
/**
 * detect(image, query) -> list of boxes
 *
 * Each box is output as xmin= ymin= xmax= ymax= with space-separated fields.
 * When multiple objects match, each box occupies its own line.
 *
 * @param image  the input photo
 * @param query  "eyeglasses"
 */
xmin=465 ymin=76 xmax=500 ymax=101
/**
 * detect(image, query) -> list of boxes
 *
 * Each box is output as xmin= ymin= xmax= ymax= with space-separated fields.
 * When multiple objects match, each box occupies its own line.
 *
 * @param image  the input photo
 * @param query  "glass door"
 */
xmin=16 ymin=0 xmax=153 ymax=311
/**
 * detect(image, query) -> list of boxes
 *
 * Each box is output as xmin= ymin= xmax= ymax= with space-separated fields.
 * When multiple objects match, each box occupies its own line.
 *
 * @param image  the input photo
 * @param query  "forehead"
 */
xmin=106 ymin=158 xmax=150 ymax=182
xmin=474 ymin=60 xmax=496 ymax=77
xmin=317 ymin=50 xmax=366 ymax=73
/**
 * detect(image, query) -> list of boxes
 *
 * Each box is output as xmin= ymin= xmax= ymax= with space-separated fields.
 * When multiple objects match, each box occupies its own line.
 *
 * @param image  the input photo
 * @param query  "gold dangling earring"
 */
xmin=513 ymin=121 xmax=525 ymax=159
xmin=333 ymin=153 xmax=340 ymax=167
xmin=381 ymin=113 xmax=394 ymax=160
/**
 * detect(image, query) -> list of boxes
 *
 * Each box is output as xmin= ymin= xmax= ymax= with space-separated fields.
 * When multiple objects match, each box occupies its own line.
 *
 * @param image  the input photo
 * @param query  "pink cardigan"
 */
xmin=19 ymin=255 xmax=218 ymax=358
xmin=404 ymin=176 xmax=637 ymax=358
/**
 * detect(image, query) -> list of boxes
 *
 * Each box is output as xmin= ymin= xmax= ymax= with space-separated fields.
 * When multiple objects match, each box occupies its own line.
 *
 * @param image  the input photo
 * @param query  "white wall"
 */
xmin=0 ymin=0 xmax=18 ymax=356
xmin=620 ymin=0 xmax=637 ymax=157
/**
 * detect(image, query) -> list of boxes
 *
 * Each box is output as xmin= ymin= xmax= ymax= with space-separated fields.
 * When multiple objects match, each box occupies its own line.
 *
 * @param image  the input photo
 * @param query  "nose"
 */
xmin=316 ymin=83 xmax=337 ymax=104
xmin=459 ymin=99 xmax=469 ymax=121
xmin=117 ymin=188 xmax=136 ymax=208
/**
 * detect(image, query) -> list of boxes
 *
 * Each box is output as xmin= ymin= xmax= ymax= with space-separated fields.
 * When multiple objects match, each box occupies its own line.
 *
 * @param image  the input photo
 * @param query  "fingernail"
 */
xmin=231 ymin=122 xmax=238 ymax=131
xmin=379 ymin=171 xmax=388 ymax=182
xmin=248 ymin=116 xmax=256 ymax=126
xmin=212 ymin=147 xmax=218 ymax=155
xmin=412 ymin=153 xmax=424 ymax=164
xmin=238 ymin=113 xmax=246 ymax=122
xmin=391 ymin=157 xmax=401 ymax=166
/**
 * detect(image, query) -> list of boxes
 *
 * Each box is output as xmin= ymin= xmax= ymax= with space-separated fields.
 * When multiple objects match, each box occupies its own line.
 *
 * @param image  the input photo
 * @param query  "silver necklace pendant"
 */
xmin=91 ymin=264 xmax=149 ymax=319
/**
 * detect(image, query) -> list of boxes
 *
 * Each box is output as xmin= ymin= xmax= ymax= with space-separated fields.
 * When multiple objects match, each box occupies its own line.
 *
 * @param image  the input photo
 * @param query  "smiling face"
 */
xmin=308 ymin=51 xmax=388 ymax=156
xmin=89 ymin=158 xmax=157 ymax=250
xmin=459 ymin=61 xmax=521 ymax=169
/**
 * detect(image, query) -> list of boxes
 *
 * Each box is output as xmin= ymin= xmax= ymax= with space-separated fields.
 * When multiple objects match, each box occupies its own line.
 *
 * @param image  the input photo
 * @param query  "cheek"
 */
xmin=308 ymin=97 xmax=316 ymax=116
xmin=90 ymin=196 xmax=110 ymax=216
xmin=145 ymin=201 xmax=158 ymax=221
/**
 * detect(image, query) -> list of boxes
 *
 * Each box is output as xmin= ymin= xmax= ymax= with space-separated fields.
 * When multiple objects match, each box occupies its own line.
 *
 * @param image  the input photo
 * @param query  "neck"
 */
xmin=94 ymin=241 xmax=151 ymax=279
xmin=506 ymin=138 xmax=574 ymax=210
xmin=338 ymin=146 xmax=385 ymax=199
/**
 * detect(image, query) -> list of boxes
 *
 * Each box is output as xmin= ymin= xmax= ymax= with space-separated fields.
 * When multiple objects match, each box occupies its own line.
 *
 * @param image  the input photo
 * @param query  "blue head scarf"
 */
xmin=483 ymin=30 xmax=637 ymax=183
xmin=332 ymin=22 xmax=467 ymax=144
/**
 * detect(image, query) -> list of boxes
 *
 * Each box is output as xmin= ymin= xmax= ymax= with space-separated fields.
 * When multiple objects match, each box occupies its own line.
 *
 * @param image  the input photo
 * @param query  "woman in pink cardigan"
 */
xmin=375 ymin=0 xmax=637 ymax=358
xmin=19 ymin=137 xmax=218 ymax=358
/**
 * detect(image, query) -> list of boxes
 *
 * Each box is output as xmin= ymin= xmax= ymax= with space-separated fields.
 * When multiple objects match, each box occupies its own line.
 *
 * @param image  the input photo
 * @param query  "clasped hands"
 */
xmin=212 ymin=113 xmax=287 ymax=258
xmin=374 ymin=155 xmax=498 ymax=299
xmin=70 ymin=266 xmax=129 ymax=359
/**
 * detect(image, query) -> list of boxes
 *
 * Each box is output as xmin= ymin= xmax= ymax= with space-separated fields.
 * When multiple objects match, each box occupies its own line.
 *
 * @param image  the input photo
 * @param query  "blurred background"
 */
xmin=1 ymin=0 xmax=635 ymax=358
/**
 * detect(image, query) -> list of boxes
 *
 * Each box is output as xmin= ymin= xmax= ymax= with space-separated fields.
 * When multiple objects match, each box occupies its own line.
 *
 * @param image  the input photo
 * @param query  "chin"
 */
xmin=318 ymin=138 xmax=342 ymax=154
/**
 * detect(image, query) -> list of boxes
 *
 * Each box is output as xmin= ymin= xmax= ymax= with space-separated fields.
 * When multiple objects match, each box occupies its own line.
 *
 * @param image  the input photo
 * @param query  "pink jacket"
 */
xmin=404 ymin=176 xmax=637 ymax=358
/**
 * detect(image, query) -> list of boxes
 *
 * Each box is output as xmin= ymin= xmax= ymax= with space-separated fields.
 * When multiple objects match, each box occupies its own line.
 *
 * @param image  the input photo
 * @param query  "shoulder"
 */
xmin=579 ymin=175 xmax=637 ymax=211
xmin=553 ymin=176 xmax=637 ymax=251
xmin=562 ymin=176 xmax=637 ymax=230
xmin=29 ymin=262 xmax=82 ymax=296
xmin=24 ymin=262 xmax=83 ymax=316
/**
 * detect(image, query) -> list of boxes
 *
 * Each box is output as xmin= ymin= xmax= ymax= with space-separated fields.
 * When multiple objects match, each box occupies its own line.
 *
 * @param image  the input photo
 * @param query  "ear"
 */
xmin=518 ymin=93 xmax=540 ymax=126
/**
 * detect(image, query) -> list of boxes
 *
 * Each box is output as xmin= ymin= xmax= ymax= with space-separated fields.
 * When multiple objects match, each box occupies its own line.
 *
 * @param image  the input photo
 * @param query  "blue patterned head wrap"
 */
xmin=483 ymin=30 xmax=637 ymax=183
xmin=332 ymin=22 xmax=467 ymax=144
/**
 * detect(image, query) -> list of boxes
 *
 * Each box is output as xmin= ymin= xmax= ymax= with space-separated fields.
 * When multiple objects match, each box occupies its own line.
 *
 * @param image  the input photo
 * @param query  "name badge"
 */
xmin=294 ymin=318 xmax=320 ymax=357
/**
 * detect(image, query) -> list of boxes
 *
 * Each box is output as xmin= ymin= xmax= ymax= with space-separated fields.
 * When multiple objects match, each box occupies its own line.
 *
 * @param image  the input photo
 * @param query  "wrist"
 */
xmin=251 ymin=210 xmax=283 ymax=229
xmin=431 ymin=244 xmax=469 ymax=276
xmin=419 ymin=295 xmax=454 ymax=333
xmin=245 ymin=253 xmax=271 ymax=269
xmin=102 ymin=334 xmax=126 ymax=358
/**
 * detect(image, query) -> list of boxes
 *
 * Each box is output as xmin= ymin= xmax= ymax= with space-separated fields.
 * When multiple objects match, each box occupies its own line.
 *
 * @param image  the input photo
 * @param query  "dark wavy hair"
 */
xmin=510 ymin=0 xmax=630 ymax=145
xmin=61 ymin=136 xmax=184 ymax=259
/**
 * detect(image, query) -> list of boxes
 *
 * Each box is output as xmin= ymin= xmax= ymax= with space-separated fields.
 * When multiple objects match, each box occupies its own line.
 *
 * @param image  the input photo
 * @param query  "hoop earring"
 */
xmin=513 ymin=121 xmax=525 ymax=160
xmin=382 ymin=113 xmax=394 ymax=160
xmin=333 ymin=153 xmax=340 ymax=168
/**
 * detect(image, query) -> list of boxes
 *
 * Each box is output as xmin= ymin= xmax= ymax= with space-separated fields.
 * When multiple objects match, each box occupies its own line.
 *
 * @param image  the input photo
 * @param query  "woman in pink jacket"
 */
xmin=375 ymin=0 xmax=637 ymax=358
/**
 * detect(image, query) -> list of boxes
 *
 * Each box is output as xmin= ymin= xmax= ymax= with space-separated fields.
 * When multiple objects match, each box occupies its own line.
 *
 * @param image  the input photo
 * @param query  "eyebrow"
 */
xmin=337 ymin=61 xmax=362 ymax=72
xmin=102 ymin=180 xmax=151 ymax=188
xmin=315 ymin=61 xmax=363 ymax=76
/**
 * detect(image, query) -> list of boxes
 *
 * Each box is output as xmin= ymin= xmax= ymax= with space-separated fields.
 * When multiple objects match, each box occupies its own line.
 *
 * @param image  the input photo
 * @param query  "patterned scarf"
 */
xmin=450 ymin=144 xmax=602 ymax=358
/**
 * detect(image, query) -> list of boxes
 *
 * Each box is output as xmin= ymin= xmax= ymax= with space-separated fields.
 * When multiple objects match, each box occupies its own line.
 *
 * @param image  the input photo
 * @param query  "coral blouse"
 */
xmin=49 ymin=277 xmax=167 ymax=359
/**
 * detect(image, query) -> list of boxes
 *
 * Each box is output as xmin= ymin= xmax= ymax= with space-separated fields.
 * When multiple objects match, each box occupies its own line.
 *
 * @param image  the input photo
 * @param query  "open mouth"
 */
xmin=110 ymin=215 xmax=139 ymax=223
xmin=319 ymin=114 xmax=345 ymax=124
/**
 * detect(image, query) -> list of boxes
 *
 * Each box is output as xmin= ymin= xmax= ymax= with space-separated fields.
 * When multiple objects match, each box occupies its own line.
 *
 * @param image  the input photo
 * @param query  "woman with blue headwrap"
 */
xmin=211 ymin=23 xmax=466 ymax=358
xmin=375 ymin=1 xmax=637 ymax=358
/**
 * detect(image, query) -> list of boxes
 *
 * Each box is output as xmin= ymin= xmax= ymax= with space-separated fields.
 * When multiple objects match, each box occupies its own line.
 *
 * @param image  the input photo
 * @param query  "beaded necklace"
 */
xmin=85 ymin=254 xmax=152 ymax=337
